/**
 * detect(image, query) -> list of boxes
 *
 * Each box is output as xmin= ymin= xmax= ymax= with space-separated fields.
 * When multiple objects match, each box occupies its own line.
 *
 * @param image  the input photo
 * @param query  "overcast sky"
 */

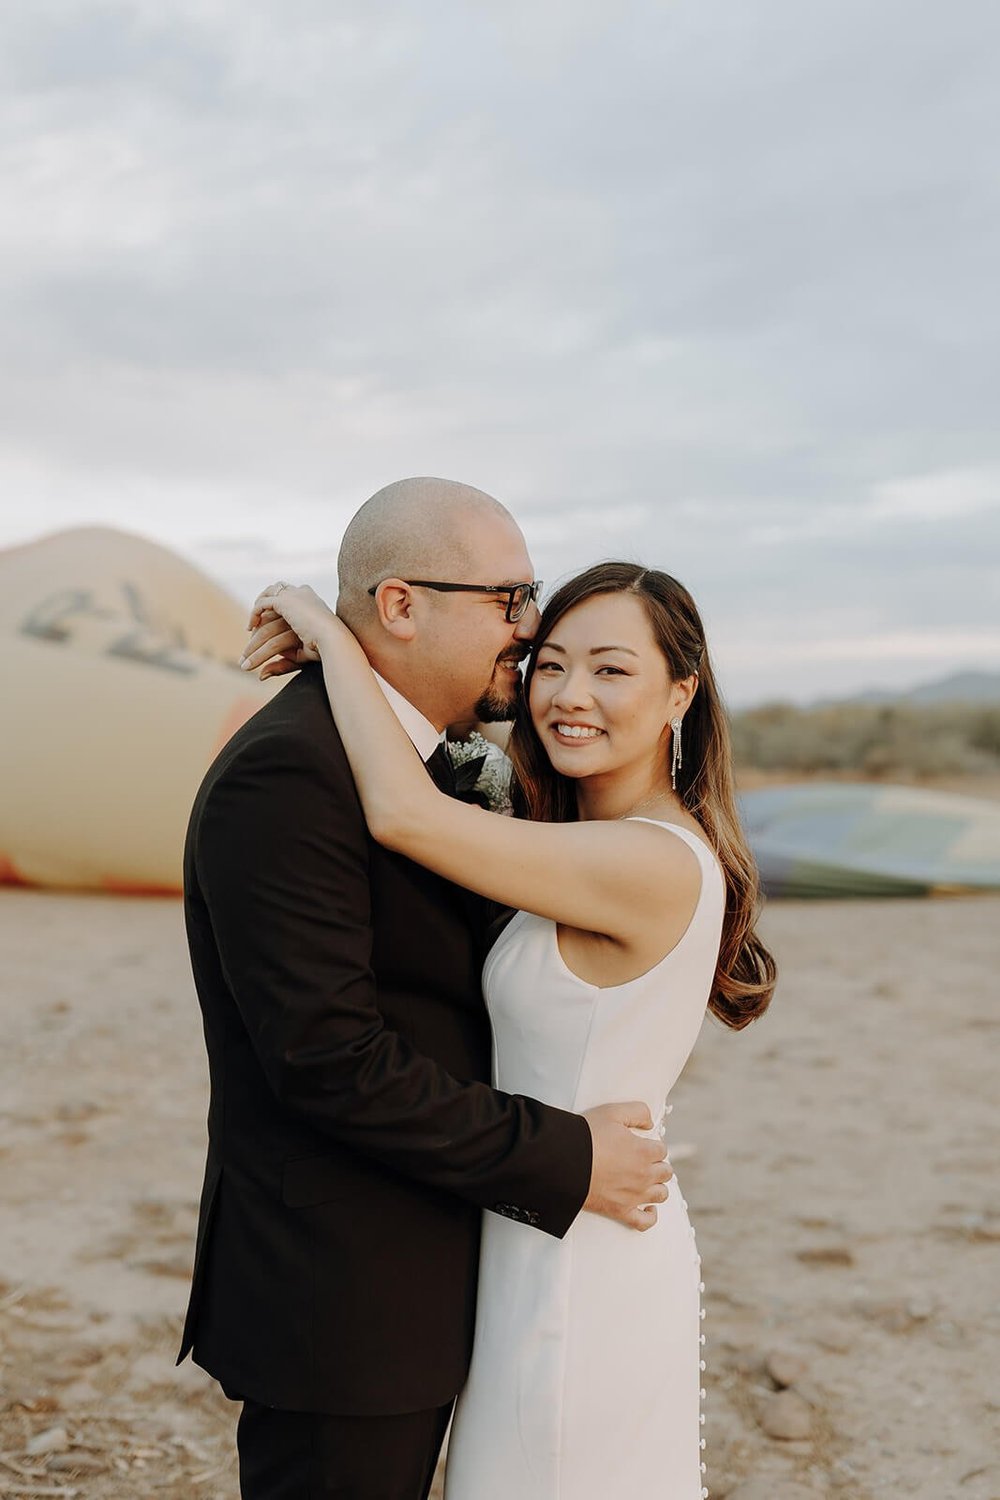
xmin=2 ymin=0 xmax=998 ymax=704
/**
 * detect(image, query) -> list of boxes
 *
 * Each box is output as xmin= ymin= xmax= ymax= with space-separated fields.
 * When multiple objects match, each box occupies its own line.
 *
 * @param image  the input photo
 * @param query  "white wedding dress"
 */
xmin=444 ymin=820 xmax=725 ymax=1500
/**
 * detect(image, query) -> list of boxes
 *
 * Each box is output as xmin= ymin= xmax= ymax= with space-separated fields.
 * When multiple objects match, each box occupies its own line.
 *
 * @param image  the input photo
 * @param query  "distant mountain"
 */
xmin=813 ymin=670 xmax=1000 ymax=710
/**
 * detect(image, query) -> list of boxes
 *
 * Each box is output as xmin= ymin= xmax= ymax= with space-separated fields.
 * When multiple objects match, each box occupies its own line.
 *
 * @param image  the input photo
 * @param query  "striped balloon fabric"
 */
xmin=739 ymin=783 xmax=1000 ymax=898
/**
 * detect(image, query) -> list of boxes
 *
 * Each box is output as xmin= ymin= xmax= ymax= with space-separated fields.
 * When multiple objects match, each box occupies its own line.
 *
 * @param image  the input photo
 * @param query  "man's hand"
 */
xmin=582 ymin=1102 xmax=672 ymax=1232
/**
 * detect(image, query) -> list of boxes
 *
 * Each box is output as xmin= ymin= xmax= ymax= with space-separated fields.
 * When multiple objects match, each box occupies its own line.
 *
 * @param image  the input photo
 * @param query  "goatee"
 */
xmin=475 ymin=666 xmax=523 ymax=724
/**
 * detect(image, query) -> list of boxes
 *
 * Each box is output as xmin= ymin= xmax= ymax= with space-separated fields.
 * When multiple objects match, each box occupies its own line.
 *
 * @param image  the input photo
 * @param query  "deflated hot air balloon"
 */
xmin=1 ymin=526 xmax=281 ymax=893
xmin=740 ymin=782 xmax=1000 ymax=898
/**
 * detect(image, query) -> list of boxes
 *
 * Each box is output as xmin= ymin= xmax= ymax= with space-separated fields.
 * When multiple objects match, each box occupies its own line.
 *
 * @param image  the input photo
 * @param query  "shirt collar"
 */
xmin=374 ymin=672 xmax=443 ymax=762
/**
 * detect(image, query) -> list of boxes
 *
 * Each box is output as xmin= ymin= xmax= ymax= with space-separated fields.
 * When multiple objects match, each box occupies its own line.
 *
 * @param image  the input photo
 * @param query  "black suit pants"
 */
xmin=234 ymin=1395 xmax=453 ymax=1500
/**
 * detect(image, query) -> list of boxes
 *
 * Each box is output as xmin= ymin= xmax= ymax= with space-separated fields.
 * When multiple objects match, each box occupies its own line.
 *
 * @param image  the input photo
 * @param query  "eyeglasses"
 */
xmin=367 ymin=578 xmax=544 ymax=623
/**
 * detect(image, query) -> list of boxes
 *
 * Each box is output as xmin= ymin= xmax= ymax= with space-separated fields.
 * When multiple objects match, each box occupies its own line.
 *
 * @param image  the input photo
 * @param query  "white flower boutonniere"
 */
xmin=447 ymin=731 xmax=514 ymax=815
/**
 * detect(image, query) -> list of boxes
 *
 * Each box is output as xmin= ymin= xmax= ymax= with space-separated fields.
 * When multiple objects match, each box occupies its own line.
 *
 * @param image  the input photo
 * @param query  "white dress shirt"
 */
xmin=374 ymin=672 xmax=443 ymax=762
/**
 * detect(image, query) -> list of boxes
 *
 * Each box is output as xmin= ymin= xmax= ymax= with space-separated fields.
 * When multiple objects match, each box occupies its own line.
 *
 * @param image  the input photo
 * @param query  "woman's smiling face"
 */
xmin=528 ymin=591 xmax=679 ymax=784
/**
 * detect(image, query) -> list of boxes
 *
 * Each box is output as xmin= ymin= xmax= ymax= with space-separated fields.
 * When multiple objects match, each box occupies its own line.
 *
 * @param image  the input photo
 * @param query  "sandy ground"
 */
xmin=1 ymin=890 xmax=999 ymax=1500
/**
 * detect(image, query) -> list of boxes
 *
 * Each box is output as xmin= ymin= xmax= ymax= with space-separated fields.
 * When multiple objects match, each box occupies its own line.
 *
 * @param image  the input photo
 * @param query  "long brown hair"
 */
xmin=510 ymin=561 xmax=776 ymax=1029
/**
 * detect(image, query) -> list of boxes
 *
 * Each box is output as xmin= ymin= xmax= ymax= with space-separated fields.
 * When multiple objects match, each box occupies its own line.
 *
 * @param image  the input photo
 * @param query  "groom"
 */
xmin=178 ymin=477 xmax=670 ymax=1499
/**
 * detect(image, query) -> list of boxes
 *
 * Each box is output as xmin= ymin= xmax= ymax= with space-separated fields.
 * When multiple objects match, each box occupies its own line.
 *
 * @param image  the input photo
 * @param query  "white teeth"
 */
xmin=555 ymin=724 xmax=602 ymax=739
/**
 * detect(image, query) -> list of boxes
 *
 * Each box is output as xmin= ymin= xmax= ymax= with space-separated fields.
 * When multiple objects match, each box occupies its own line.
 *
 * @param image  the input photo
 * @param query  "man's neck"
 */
xmin=364 ymin=651 xmax=446 ymax=733
xmin=357 ymin=630 xmax=449 ymax=748
xmin=372 ymin=670 xmax=443 ymax=760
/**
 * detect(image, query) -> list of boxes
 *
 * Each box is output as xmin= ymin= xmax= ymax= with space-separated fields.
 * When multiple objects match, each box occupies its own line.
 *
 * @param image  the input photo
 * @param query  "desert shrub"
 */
xmin=967 ymin=706 xmax=1000 ymax=758
xmin=730 ymin=700 xmax=1000 ymax=778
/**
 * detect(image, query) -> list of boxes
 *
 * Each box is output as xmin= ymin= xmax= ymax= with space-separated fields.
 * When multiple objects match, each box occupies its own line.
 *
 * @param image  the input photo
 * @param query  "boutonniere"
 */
xmin=447 ymin=731 xmax=514 ymax=814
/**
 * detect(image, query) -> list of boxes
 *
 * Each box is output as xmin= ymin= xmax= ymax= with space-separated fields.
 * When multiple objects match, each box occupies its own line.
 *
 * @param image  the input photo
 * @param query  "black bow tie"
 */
xmin=425 ymin=741 xmax=457 ymax=794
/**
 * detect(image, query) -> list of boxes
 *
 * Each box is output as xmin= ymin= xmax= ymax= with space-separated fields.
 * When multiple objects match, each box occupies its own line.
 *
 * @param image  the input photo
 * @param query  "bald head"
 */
xmin=337 ymin=477 xmax=515 ymax=629
xmin=336 ymin=477 xmax=538 ymax=727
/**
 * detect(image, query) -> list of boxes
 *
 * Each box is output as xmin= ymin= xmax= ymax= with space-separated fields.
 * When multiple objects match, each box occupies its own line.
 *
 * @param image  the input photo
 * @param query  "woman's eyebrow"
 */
xmin=538 ymin=642 xmax=639 ymax=657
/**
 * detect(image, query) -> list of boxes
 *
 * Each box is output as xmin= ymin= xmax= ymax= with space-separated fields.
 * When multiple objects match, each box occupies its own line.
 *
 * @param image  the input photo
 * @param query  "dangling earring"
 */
xmin=670 ymin=716 xmax=683 ymax=791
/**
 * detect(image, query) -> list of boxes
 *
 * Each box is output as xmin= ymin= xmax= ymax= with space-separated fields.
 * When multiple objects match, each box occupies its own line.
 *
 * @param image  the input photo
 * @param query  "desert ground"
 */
xmin=1 ymin=889 xmax=998 ymax=1500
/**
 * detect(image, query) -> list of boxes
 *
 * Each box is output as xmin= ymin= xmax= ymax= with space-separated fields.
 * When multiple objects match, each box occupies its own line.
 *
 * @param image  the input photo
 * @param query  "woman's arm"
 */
xmin=242 ymin=585 xmax=700 ymax=947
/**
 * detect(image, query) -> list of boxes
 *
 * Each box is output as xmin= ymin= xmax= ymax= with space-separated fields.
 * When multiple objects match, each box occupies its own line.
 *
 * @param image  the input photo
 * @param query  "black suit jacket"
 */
xmin=178 ymin=666 xmax=592 ymax=1414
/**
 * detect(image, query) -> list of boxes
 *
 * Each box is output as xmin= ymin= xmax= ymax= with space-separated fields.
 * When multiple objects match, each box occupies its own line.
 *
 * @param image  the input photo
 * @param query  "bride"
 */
xmin=242 ymin=560 xmax=775 ymax=1500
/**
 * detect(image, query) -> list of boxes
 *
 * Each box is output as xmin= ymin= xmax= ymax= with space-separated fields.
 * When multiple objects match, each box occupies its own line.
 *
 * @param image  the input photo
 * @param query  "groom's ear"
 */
xmin=371 ymin=579 xmax=418 ymax=642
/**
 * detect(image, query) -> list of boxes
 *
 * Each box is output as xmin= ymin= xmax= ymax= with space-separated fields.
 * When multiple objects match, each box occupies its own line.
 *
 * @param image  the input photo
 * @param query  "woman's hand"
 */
xmin=241 ymin=582 xmax=346 ymax=682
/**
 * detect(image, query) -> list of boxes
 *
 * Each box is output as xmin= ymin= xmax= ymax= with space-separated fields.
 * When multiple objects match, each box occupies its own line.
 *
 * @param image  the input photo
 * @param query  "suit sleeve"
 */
xmin=190 ymin=722 xmax=592 ymax=1238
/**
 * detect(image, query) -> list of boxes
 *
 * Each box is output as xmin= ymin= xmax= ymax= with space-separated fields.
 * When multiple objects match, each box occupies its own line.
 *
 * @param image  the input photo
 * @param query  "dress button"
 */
xmin=699 ymin=1307 xmax=706 ymax=1319
xmin=700 ymin=1413 xmax=706 ymax=1426
xmin=698 ymin=1281 xmax=705 ymax=1292
xmin=700 ymin=1333 xmax=706 ymax=1345
xmin=700 ymin=1438 xmax=706 ymax=1450
xmin=701 ymin=1462 xmax=707 ymax=1473
xmin=700 ymin=1360 xmax=706 ymax=1371
xmin=700 ymin=1388 xmax=706 ymax=1399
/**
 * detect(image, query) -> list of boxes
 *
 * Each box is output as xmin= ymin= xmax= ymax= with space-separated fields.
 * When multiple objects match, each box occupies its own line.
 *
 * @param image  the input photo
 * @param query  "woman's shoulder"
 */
xmin=624 ymin=814 xmax=715 ymax=862
xmin=621 ymin=816 xmax=725 ymax=903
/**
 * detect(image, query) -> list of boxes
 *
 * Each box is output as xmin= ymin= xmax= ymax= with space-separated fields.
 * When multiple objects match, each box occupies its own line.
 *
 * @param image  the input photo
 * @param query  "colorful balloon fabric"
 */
xmin=1 ymin=527 xmax=280 ymax=893
xmin=740 ymin=782 xmax=1000 ymax=898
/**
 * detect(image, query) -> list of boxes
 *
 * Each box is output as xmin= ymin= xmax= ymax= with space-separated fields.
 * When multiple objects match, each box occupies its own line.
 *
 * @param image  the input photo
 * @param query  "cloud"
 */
xmin=1 ymin=0 xmax=997 ymax=702
xmin=870 ymin=468 xmax=1000 ymax=522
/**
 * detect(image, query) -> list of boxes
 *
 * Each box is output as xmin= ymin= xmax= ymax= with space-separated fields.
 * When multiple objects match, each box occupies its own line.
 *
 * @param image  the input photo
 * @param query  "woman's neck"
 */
xmin=574 ymin=764 xmax=681 ymax=823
